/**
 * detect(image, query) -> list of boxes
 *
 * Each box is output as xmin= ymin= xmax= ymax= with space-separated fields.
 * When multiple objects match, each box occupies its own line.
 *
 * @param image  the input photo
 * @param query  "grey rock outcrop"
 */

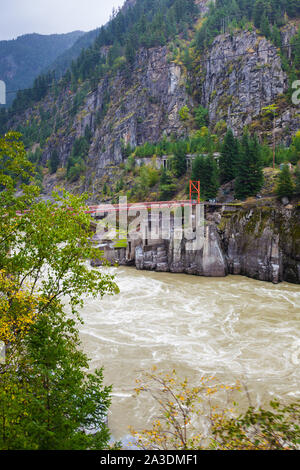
xmin=219 ymin=205 xmax=300 ymax=284
xmin=201 ymin=29 xmax=290 ymax=134
xmin=94 ymin=205 xmax=300 ymax=285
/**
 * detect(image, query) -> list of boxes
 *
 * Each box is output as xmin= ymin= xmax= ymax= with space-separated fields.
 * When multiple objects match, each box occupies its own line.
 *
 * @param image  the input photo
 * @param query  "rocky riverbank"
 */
xmin=92 ymin=204 xmax=300 ymax=284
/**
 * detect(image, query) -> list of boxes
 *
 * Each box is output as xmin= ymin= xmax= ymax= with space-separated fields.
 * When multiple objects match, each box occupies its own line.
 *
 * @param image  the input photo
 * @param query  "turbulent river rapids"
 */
xmin=77 ymin=267 xmax=300 ymax=442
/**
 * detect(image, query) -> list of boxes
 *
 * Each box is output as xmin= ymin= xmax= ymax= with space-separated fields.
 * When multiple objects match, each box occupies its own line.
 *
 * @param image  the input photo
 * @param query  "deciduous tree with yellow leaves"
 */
xmin=0 ymin=132 xmax=119 ymax=450
xmin=131 ymin=369 xmax=300 ymax=450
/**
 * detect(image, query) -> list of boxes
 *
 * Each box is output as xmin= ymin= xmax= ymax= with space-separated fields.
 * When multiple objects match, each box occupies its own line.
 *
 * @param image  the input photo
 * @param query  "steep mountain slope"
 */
xmin=2 ymin=0 xmax=300 ymax=200
xmin=0 ymin=31 xmax=84 ymax=106
xmin=45 ymin=29 xmax=102 ymax=79
xmin=198 ymin=23 xmax=299 ymax=138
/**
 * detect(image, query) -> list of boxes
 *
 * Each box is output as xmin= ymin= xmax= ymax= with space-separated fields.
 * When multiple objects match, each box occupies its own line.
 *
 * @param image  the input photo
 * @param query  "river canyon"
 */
xmin=78 ymin=267 xmax=300 ymax=443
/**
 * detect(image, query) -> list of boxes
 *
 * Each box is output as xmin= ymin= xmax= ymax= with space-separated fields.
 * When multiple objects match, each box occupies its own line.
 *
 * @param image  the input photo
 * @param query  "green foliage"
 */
xmin=128 ymin=164 xmax=160 ymax=201
xmin=67 ymin=0 xmax=197 ymax=83
xmin=291 ymin=26 xmax=300 ymax=71
xmin=0 ymin=108 xmax=7 ymax=136
xmin=179 ymin=105 xmax=190 ymax=121
xmin=271 ymin=24 xmax=282 ymax=47
xmin=192 ymin=154 xmax=220 ymax=200
xmin=194 ymin=106 xmax=209 ymax=129
xmin=260 ymin=12 xmax=271 ymax=39
xmin=172 ymin=141 xmax=187 ymax=177
xmin=7 ymin=0 xmax=198 ymax=118
xmin=195 ymin=0 xmax=300 ymax=52
xmin=289 ymin=131 xmax=300 ymax=165
xmin=67 ymin=136 xmax=90 ymax=182
xmin=135 ymin=141 xmax=157 ymax=158
xmin=121 ymin=141 xmax=133 ymax=159
xmin=0 ymin=133 xmax=119 ymax=450
xmin=275 ymin=164 xmax=295 ymax=199
xmin=139 ymin=165 xmax=160 ymax=188
xmin=1 ymin=305 xmax=112 ymax=450
xmin=12 ymin=72 xmax=56 ymax=114
xmin=28 ymin=146 xmax=42 ymax=164
xmin=235 ymin=132 xmax=264 ymax=199
xmin=34 ymin=164 xmax=44 ymax=190
xmin=132 ymin=370 xmax=300 ymax=450
xmin=213 ymin=400 xmax=300 ymax=450
xmin=159 ymin=168 xmax=177 ymax=200
xmin=274 ymin=144 xmax=291 ymax=166
xmin=116 ymin=177 xmax=124 ymax=192
xmin=214 ymin=120 xmax=227 ymax=136
xmin=125 ymin=154 xmax=136 ymax=172
xmin=219 ymin=129 xmax=239 ymax=184
xmin=102 ymin=182 xmax=110 ymax=196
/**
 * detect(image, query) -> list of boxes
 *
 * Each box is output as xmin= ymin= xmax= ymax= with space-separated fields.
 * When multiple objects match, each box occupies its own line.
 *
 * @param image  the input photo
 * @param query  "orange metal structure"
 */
xmin=189 ymin=180 xmax=201 ymax=204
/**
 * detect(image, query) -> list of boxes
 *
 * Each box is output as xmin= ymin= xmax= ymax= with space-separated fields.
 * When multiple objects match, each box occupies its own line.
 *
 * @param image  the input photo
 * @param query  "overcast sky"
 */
xmin=0 ymin=0 xmax=125 ymax=40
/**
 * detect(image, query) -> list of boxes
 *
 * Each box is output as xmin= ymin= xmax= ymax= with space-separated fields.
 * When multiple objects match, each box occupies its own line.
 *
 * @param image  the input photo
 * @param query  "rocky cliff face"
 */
xmin=41 ymin=45 xmax=191 ymax=180
xmin=40 ymin=22 xmax=298 ymax=177
xmin=6 ymin=6 xmax=299 ymax=187
xmin=219 ymin=205 xmax=300 ymax=284
xmin=199 ymin=26 xmax=298 ymax=140
xmin=90 ymin=47 xmax=191 ymax=174
xmin=195 ymin=0 xmax=213 ymax=17
xmin=97 ymin=205 xmax=300 ymax=284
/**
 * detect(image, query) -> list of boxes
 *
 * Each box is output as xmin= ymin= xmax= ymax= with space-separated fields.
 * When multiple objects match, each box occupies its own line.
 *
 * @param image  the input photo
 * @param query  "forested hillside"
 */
xmin=1 ymin=0 xmax=300 ymax=204
xmin=0 ymin=31 xmax=84 ymax=106
xmin=44 ymin=28 xmax=102 ymax=79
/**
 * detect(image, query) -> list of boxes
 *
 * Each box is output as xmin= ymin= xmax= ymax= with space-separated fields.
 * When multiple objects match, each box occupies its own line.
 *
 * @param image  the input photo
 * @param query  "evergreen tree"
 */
xmin=159 ymin=168 xmax=177 ymax=200
xmin=276 ymin=164 xmax=295 ymax=199
xmin=192 ymin=154 xmax=219 ymax=200
xmin=260 ymin=12 xmax=271 ymax=38
xmin=253 ymin=0 xmax=268 ymax=28
xmin=172 ymin=141 xmax=187 ymax=177
xmin=219 ymin=129 xmax=239 ymax=184
xmin=271 ymin=24 xmax=282 ymax=47
xmin=235 ymin=133 xmax=264 ymax=200
xmin=125 ymin=34 xmax=136 ymax=65
xmin=202 ymin=154 xmax=220 ymax=200
xmin=1 ymin=304 xmax=112 ymax=450
xmin=291 ymin=26 xmax=300 ymax=70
